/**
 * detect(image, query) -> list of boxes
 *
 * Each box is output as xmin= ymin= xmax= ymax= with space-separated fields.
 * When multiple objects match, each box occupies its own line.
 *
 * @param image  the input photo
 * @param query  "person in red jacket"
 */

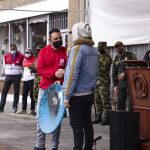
xmin=34 ymin=28 xmax=67 ymax=150
xmin=0 ymin=43 xmax=24 ymax=113
xmin=17 ymin=48 xmax=36 ymax=115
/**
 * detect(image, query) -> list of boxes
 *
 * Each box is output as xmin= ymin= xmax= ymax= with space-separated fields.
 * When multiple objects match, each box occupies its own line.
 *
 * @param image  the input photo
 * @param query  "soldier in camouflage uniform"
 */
xmin=93 ymin=42 xmax=112 ymax=125
xmin=30 ymin=45 xmax=42 ymax=103
xmin=33 ymin=69 xmax=41 ymax=103
xmin=112 ymin=41 xmax=137 ymax=110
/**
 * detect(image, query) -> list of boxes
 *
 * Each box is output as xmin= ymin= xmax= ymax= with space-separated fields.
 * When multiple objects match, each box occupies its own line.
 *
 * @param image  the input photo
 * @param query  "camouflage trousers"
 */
xmin=33 ymin=75 xmax=40 ymax=103
xmin=94 ymin=84 xmax=111 ymax=115
xmin=117 ymin=80 xmax=132 ymax=111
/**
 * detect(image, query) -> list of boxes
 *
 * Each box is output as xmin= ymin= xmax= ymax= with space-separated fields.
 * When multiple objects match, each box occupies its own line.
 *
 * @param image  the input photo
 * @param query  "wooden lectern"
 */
xmin=125 ymin=60 xmax=150 ymax=150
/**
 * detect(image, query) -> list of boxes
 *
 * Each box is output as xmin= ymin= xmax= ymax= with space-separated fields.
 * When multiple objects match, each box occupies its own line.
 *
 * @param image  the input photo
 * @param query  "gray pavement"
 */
xmin=0 ymin=96 xmax=110 ymax=150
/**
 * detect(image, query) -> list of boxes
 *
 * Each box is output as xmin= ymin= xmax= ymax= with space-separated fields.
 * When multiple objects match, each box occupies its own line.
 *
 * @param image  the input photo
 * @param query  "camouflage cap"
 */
xmin=114 ymin=41 xmax=124 ymax=48
xmin=98 ymin=41 xmax=107 ymax=49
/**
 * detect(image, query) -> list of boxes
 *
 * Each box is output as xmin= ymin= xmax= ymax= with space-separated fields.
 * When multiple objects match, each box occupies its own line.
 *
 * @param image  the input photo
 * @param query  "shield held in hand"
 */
xmin=38 ymin=84 xmax=65 ymax=133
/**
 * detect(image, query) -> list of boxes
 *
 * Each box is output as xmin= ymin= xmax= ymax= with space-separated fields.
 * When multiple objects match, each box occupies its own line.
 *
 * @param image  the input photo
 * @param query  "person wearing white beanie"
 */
xmin=71 ymin=22 xmax=92 ymax=42
xmin=63 ymin=22 xmax=98 ymax=150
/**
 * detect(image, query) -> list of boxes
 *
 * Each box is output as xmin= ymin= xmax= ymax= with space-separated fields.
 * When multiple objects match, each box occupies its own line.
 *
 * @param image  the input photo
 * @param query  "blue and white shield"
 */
xmin=38 ymin=84 xmax=65 ymax=133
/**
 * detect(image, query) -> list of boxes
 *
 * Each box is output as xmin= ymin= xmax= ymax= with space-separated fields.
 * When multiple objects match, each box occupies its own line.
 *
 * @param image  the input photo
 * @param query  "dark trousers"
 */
xmin=117 ymin=80 xmax=132 ymax=111
xmin=22 ymin=80 xmax=35 ymax=110
xmin=69 ymin=94 xmax=94 ymax=150
xmin=0 ymin=75 xmax=21 ymax=110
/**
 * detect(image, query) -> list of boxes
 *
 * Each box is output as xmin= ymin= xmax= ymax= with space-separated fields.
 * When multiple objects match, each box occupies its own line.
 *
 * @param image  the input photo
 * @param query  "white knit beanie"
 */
xmin=71 ymin=22 xmax=92 ymax=42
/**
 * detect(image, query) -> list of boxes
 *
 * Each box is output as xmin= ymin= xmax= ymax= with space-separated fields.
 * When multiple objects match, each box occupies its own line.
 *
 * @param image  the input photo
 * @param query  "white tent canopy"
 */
xmin=0 ymin=0 xmax=68 ymax=23
xmin=88 ymin=0 xmax=150 ymax=46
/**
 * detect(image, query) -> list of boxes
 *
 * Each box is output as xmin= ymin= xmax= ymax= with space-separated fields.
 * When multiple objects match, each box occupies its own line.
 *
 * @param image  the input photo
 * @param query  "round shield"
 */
xmin=38 ymin=84 xmax=65 ymax=133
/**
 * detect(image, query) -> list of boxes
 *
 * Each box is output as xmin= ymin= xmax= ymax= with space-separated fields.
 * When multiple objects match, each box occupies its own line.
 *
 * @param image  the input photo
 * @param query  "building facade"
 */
xmin=0 ymin=0 xmax=149 ymax=69
xmin=0 ymin=0 xmax=68 ymax=76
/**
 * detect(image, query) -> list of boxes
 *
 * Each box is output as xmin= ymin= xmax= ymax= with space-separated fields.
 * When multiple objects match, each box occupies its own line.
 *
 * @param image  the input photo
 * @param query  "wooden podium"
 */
xmin=125 ymin=60 xmax=150 ymax=150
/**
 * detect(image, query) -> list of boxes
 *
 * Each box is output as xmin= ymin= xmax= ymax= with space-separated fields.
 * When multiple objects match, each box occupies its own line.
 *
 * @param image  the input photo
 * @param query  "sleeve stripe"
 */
xmin=65 ymin=45 xmax=80 ymax=97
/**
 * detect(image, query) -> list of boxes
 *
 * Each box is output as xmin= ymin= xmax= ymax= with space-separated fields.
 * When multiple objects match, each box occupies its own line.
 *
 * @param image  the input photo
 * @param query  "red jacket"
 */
xmin=37 ymin=45 xmax=67 ymax=89
xmin=23 ymin=55 xmax=35 ymax=67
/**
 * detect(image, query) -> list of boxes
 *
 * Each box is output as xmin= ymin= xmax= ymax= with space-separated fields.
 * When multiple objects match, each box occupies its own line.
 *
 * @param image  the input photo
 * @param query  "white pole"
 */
xmin=8 ymin=22 xmax=11 ymax=47
xmin=26 ymin=18 xmax=29 ymax=48
xmin=46 ymin=14 xmax=50 ymax=45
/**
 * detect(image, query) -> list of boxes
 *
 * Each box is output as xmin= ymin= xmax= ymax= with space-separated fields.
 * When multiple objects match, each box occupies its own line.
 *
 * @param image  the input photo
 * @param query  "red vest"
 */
xmin=4 ymin=51 xmax=24 ymax=75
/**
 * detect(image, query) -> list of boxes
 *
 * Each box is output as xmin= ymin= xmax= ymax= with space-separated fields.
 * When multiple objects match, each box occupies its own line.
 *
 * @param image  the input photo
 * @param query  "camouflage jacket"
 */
xmin=112 ymin=51 xmax=137 ymax=86
xmin=97 ymin=53 xmax=112 ymax=82
xmin=29 ymin=58 xmax=41 ymax=83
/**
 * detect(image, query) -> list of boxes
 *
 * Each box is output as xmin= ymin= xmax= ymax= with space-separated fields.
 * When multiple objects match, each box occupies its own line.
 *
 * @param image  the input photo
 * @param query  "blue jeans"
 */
xmin=36 ymin=88 xmax=61 ymax=149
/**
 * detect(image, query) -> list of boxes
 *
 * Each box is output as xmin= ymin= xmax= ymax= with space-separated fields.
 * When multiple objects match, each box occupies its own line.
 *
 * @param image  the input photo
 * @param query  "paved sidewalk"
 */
xmin=0 ymin=94 xmax=110 ymax=150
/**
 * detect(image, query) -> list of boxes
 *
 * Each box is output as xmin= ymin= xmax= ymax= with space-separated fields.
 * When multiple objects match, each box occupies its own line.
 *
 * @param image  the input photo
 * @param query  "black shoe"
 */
xmin=0 ymin=108 xmax=4 ymax=113
xmin=92 ymin=114 xmax=102 ymax=124
xmin=100 ymin=121 xmax=109 ymax=126
xmin=32 ymin=112 xmax=37 ymax=116
xmin=13 ymin=107 xmax=17 ymax=113
xmin=34 ymin=147 xmax=45 ymax=150
xmin=52 ymin=148 xmax=58 ymax=150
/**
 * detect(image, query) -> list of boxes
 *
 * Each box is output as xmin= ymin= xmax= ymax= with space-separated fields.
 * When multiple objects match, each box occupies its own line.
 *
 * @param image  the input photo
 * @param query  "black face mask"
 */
xmin=117 ymin=48 xmax=124 ymax=55
xmin=98 ymin=48 xmax=105 ymax=54
xmin=53 ymin=40 xmax=62 ymax=49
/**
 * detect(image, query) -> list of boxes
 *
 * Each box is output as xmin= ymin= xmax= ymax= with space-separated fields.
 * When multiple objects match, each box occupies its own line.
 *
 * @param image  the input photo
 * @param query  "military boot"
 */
xmin=101 ymin=113 xmax=109 ymax=126
xmin=92 ymin=114 xmax=102 ymax=124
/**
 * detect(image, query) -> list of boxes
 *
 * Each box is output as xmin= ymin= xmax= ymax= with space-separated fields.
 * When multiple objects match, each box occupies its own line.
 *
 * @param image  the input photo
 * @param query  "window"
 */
xmin=49 ymin=12 xmax=68 ymax=30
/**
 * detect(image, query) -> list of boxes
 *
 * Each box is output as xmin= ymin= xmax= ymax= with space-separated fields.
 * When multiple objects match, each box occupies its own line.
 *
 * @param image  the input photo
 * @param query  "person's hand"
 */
xmin=54 ymin=80 xmax=61 ymax=84
xmin=118 ymin=72 xmax=126 ymax=81
xmin=55 ymin=69 xmax=64 ymax=78
xmin=64 ymin=100 xmax=70 ymax=108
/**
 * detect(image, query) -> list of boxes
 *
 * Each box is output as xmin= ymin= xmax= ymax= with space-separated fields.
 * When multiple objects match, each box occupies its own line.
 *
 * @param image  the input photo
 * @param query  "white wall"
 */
xmin=88 ymin=0 xmax=150 ymax=46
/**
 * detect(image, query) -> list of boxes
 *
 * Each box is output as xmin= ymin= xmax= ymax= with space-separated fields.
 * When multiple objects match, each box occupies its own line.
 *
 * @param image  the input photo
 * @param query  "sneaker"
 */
xmin=13 ymin=107 xmax=17 ymax=113
xmin=17 ymin=110 xmax=26 ymax=114
xmin=27 ymin=110 xmax=36 ymax=115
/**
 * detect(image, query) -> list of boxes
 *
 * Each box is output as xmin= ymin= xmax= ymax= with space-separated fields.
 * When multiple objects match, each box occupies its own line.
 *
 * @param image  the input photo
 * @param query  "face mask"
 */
xmin=98 ymin=48 xmax=105 ymax=54
xmin=25 ymin=54 xmax=31 ymax=58
xmin=11 ymin=50 xmax=16 ymax=55
xmin=117 ymin=48 xmax=124 ymax=55
xmin=53 ymin=40 xmax=62 ymax=49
